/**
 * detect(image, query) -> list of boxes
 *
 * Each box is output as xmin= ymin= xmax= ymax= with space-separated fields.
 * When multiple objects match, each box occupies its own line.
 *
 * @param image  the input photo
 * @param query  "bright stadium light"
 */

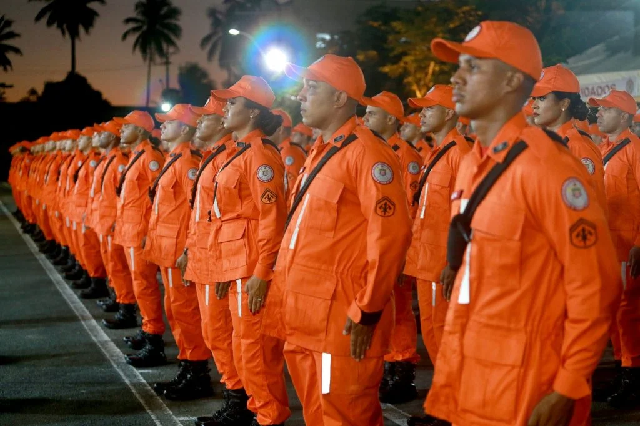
xmin=228 ymin=28 xmax=240 ymax=36
xmin=263 ymin=47 xmax=289 ymax=73
xmin=160 ymin=102 xmax=172 ymax=112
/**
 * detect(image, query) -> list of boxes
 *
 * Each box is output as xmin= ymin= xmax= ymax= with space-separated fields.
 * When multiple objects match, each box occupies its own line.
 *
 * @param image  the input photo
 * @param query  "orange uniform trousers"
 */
xmin=611 ymin=262 xmax=640 ymax=367
xmin=124 ymin=245 xmax=164 ymax=335
xmin=160 ymin=267 xmax=209 ymax=361
xmin=99 ymin=235 xmax=136 ymax=304
xmin=385 ymin=276 xmax=419 ymax=363
xmin=75 ymin=225 xmax=106 ymax=278
xmin=416 ymin=278 xmax=448 ymax=364
xmin=284 ymin=343 xmax=384 ymax=426
xmin=195 ymin=283 xmax=242 ymax=390
xmin=229 ymin=279 xmax=290 ymax=425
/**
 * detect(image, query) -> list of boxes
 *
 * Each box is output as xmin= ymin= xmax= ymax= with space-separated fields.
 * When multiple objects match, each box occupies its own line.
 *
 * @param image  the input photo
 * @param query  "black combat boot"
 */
xmin=124 ymin=329 xmax=148 ymax=350
xmin=40 ymin=240 xmax=56 ymax=255
xmin=70 ymin=271 xmax=91 ymax=289
xmin=80 ymin=278 xmax=110 ymax=299
xmin=250 ymin=418 xmax=283 ymax=426
xmin=607 ymin=367 xmax=640 ymax=409
xmin=164 ymin=360 xmax=214 ymax=401
xmin=46 ymin=243 xmax=61 ymax=260
xmin=195 ymin=388 xmax=254 ymax=426
xmin=97 ymin=286 xmax=119 ymax=312
xmin=65 ymin=265 xmax=85 ymax=281
xmin=593 ymin=360 xmax=622 ymax=402
xmin=379 ymin=361 xmax=396 ymax=402
xmin=125 ymin=333 xmax=167 ymax=368
xmin=32 ymin=228 xmax=45 ymax=242
xmin=153 ymin=360 xmax=190 ymax=395
xmin=381 ymin=361 xmax=418 ymax=404
xmin=60 ymin=255 xmax=77 ymax=273
xmin=52 ymin=246 xmax=70 ymax=266
xmin=102 ymin=303 xmax=138 ymax=329
xmin=407 ymin=415 xmax=451 ymax=426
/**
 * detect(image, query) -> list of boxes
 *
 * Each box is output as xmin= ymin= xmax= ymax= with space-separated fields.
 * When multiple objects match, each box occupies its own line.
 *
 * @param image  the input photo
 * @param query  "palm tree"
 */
xmin=200 ymin=0 xmax=262 ymax=85
xmin=122 ymin=0 xmax=182 ymax=107
xmin=29 ymin=0 xmax=105 ymax=74
xmin=0 ymin=15 xmax=23 ymax=72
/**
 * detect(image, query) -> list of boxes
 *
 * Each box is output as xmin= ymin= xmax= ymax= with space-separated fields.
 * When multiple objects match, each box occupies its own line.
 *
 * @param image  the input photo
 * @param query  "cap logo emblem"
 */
xmin=539 ymin=70 xmax=545 ymax=81
xmin=465 ymin=26 xmax=481 ymax=42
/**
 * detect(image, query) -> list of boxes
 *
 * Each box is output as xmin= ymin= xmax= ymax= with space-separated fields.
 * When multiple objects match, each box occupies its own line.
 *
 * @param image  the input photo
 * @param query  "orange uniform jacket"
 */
xmin=279 ymin=138 xmax=307 ymax=203
xmin=63 ymin=151 xmax=87 ymax=221
xmin=114 ymin=140 xmax=165 ymax=248
xmin=425 ymin=114 xmax=620 ymax=426
xmin=184 ymin=135 xmax=235 ymax=284
xmin=279 ymin=117 xmax=413 ymax=357
xmin=144 ymin=143 xmax=201 ymax=268
xmin=69 ymin=150 xmax=102 ymax=224
xmin=404 ymin=129 xmax=471 ymax=282
xmin=601 ymin=129 xmax=640 ymax=261
xmin=42 ymin=152 xmax=64 ymax=211
xmin=94 ymin=149 xmax=130 ymax=236
xmin=555 ymin=121 xmax=608 ymax=216
xmin=389 ymin=134 xmax=422 ymax=218
xmin=414 ymin=139 xmax=432 ymax=159
xmin=208 ymin=130 xmax=286 ymax=283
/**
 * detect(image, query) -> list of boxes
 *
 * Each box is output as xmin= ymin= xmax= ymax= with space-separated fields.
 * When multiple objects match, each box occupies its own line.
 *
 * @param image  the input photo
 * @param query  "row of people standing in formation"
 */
xmin=8 ymin=19 xmax=640 ymax=426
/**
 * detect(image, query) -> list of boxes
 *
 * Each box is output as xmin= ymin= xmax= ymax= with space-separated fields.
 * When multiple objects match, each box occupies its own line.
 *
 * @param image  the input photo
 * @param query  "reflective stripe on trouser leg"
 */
xmin=321 ymin=353 xmax=331 ymax=395
xmin=236 ymin=279 xmax=242 ymax=317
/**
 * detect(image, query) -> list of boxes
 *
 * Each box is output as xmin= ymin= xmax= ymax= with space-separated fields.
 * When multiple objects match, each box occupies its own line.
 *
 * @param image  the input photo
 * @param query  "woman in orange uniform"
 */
xmin=205 ymin=76 xmax=290 ymax=426
xmin=532 ymin=64 xmax=608 ymax=214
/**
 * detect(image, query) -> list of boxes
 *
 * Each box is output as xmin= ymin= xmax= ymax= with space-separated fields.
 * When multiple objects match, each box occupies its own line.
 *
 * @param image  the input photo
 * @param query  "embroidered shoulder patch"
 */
xmin=407 ymin=161 xmax=420 ymax=175
xmin=257 ymin=164 xmax=274 ymax=183
xmin=149 ymin=160 xmax=160 ymax=172
xmin=372 ymin=162 xmax=394 ymax=185
xmin=261 ymin=188 xmax=277 ymax=204
xmin=285 ymin=156 xmax=294 ymax=166
xmin=570 ymin=218 xmax=597 ymax=249
xmin=561 ymin=177 xmax=589 ymax=211
xmin=375 ymin=197 xmax=396 ymax=217
xmin=187 ymin=168 xmax=198 ymax=180
xmin=581 ymin=158 xmax=595 ymax=175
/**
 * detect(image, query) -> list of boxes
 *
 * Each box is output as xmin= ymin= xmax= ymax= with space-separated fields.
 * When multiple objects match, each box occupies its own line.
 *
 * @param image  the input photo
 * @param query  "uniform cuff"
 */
xmin=553 ymin=368 xmax=590 ymax=400
xmin=253 ymin=263 xmax=274 ymax=282
xmin=347 ymin=302 xmax=382 ymax=325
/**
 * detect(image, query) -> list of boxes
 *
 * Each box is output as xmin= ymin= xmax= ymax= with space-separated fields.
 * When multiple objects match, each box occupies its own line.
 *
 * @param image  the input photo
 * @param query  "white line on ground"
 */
xmin=0 ymin=201 xmax=182 ymax=426
xmin=383 ymin=403 xmax=412 ymax=425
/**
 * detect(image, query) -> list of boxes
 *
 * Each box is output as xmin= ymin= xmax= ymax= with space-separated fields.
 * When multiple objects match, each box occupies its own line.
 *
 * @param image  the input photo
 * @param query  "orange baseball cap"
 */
xmin=272 ymin=109 xmax=292 ymax=127
xmin=431 ymin=21 xmax=542 ymax=81
xmin=361 ymin=91 xmax=405 ymax=121
xmin=64 ymin=129 xmax=81 ymax=139
xmin=155 ymin=104 xmax=200 ymax=127
xmin=152 ymin=129 xmax=162 ymax=139
xmin=523 ymin=99 xmax=535 ymax=116
xmin=292 ymin=123 xmax=313 ymax=137
xmin=403 ymin=113 xmax=421 ymax=127
xmin=634 ymin=114 xmax=640 ymax=123
xmin=191 ymin=95 xmax=225 ymax=116
xmin=589 ymin=123 xmax=605 ymax=138
xmin=212 ymin=75 xmax=275 ymax=109
xmin=285 ymin=54 xmax=366 ymax=101
xmin=114 ymin=110 xmax=155 ymax=133
xmin=589 ymin=90 xmax=637 ymax=115
xmin=459 ymin=116 xmax=471 ymax=125
xmin=102 ymin=121 xmax=122 ymax=136
xmin=531 ymin=64 xmax=580 ymax=97
xmin=80 ymin=126 xmax=95 ymax=137
xmin=408 ymin=85 xmax=455 ymax=110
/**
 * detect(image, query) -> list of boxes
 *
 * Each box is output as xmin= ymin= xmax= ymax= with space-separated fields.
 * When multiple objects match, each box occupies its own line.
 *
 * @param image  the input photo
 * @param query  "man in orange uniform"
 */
xmin=401 ymin=112 xmax=431 ymax=158
xmin=409 ymin=21 xmax=620 ymax=426
xmin=40 ymin=137 xmax=66 ymax=258
xmin=403 ymin=85 xmax=470 ymax=383
xmin=361 ymin=90 xmax=423 ymax=404
xmin=143 ymin=104 xmax=213 ymax=399
xmin=89 ymin=122 xmax=137 ymax=318
xmin=280 ymin=55 xmax=413 ymax=426
xmin=177 ymin=97 xmax=246 ymax=423
xmin=271 ymin=109 xmax=307 ymax=204
xmin=589 ymin=89 xmax=640 ymax=408
xmin=531 ymin=64 xmax=608 ymax=214
xmin=112 ymin=111 xmax=167 ymax=367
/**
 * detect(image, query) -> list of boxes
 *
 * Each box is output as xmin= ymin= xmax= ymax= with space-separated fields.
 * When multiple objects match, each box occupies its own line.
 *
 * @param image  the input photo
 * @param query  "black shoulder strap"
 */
xmin=290 ymin=141 xmax=308 ymax=155
xmin=285 ymin=134 xmax=358 ymax=232
xmin=464 ymin=136 xmax=475 ymax=144
xmin=191 ymin=149 xmax=203 ymax=158
xmin=73 ymin=157 xmax=89 ymax=183
xmin=189 ymin=144 xmax=227 ymax=209
xmin=465 ymin=141 xmax=529 ymax=222
xmin=149 ymin=153 xmax=183 ymax=201
xmin=210 ymin=144 xmax=252 ymax=220
xmin=577 ymin=129 xmax=592 ymax=140
xmin=115 ymin=149 xmax=145 ymax=196
xmin=261 ymin=138 xmax=280 ymax=152
xmin=412 ymin=141 xmax=456 ymax=205
xmin=152 ymin=145 xmax=163 ymax=153
xmin=544 ymin=129 xmax=567 ymax=147
xmin=603 ymin=138 xmax=631 ymax=166
xmin=99 ymin=155 xmax=118 ymax=191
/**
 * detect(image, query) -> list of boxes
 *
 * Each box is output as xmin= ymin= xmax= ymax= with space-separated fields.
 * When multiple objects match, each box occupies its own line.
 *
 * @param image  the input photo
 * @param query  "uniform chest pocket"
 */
xmin=305 ymin=175 xmax=344 ymax=237
xmin=218 ymin=220 xmax=247 ymax=271
xmin=470 ymin=201 xmax=525 ymax=289
xmin=216 ymin=169 xmax=242 ymax=211
xmin=425 ymin=169 xmax=452 ymax=213
xmin=123 ymin=168 xmax=140 ymax=197
xmin=158 ymin=172 xmax=177 ymax=203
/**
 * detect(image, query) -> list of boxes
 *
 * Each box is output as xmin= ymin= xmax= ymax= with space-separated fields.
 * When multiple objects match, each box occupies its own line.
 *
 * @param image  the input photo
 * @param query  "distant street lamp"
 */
xmin=228 ymin=28 xmax=289 ymax=74
xmin=160 ymin=102 xmax=172 ymax=112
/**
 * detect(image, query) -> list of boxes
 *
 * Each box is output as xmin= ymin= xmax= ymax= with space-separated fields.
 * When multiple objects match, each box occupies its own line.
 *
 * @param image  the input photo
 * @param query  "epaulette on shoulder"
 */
xmin=543 ymin=129 xmax=567 ymax=147
xmin=405 ymin=140 xmax=420 ymax=152
xmin=191 ymin=149 xmax=203 ymax=158
xmin=576 ymin=129 xmax=593 ymax=141
xmin=391 ymin=144 xmax=400 ymax=152
xmin=464 ymin=136 xmax=475 ymax=144
xmin=151 ymin=145 xmax=163 ymax=153
xmin=261 ymin=138 xmax=280 ymax=152
xmin=369 ymin=129 xmax=386 ymax=142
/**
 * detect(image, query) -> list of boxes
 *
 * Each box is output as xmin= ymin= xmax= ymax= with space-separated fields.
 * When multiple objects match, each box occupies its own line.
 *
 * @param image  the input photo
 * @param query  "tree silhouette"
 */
xmin=29 ymin=0 xmax=105 ymax=74
xmin=200 ymin=0 xmax=262 ymax=85
xmin=177 ymin=62 xmax=215 ymax=105
xmin=122 ymin=0 xmax=182 ymax=107
xmin=0 ymin=15 xmax=23 ymax=72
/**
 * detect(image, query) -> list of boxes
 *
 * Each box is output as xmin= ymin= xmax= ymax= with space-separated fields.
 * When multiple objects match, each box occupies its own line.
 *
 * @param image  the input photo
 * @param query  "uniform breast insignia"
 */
xmin=149 ymin=160 xmax=160 ymax=172
xmin=410 ymin=181 xmax=419 ymax=192
xmin=285 ymin=156 xmax=295 ymax=166
xmin=257 ymin=164 xmax=275 ymax=183
xmin=408 ymin=161 xmax=420 ymax=175
xmin=561 ymin=177 xmax=589 ymax=211
xmin=118 ymin=164 xmax=125 ymax=173
xmin=187 ymin=168 xmax=198 ymax=180
xmin=260 ymin=188 xmax=277 ymax=204
xmin=77 ymin=160 xmax=83 ymax=167
xmin=372 ymin=162 xmax=394 ymax=184
xmin=493 ymin=141 xmax=508 ymax=153
xmin=581 ymin=158 xmax=595 ymax=175
xmin=375 ymin=197 xmax=396 ymax=217
xmin=334 ymin=135 xmax=345 ymax=143
xmin=90 ymin=160 xmax=97 ymax=168
xmin=570 ymin=218 xmax=597 ymax=249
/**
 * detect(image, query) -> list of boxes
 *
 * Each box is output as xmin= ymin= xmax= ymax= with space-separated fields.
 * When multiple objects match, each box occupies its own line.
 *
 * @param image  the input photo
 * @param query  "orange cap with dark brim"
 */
xmin=408 ymin=85 xmax=455 ymax=110
xmin=431 ymin=21 xmax=542 ymax=81
xmin=588 ymin=90 xmax=637 ymax=115
xmin=361 ymin=91 xmax=405 ymax=121
xmin=212 ymin=75 xmax=275 ymax=109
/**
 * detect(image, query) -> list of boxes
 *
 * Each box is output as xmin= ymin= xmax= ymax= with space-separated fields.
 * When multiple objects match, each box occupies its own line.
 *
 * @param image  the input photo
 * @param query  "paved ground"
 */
xmin=1 ymin=187 xmax=639 ymax=425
